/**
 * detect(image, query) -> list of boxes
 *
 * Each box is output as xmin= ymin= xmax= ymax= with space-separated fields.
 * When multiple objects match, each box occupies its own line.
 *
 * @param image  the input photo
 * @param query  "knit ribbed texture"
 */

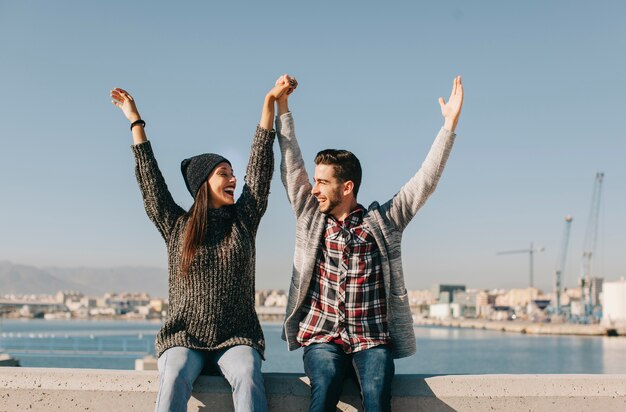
xmin=132 ymin=126 xmax=275 ymax=358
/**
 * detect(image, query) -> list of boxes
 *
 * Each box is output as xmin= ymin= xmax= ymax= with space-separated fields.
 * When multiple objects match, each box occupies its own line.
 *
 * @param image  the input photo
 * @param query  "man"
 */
xmin=275 ymin=76 xmax=464 ymax=411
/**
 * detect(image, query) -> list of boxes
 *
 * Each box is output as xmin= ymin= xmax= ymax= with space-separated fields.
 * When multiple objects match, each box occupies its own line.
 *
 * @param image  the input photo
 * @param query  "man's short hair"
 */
xmin=314 ymin=149 xmax=362 ymax=196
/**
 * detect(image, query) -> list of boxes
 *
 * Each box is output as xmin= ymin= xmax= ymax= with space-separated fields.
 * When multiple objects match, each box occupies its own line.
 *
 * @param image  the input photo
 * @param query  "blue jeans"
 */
xmin=155 ymin=345 xmax=267 ymax=412
xmin=303 ymin=343 xmax=394 ymax=412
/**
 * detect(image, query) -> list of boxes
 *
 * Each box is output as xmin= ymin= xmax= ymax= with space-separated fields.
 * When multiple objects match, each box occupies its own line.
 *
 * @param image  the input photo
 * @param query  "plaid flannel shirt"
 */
xmin=296 ymin=206 xmax=390 ymax=353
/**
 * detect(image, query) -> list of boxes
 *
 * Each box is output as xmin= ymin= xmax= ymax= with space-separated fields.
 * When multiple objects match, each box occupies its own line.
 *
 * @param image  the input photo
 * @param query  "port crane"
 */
xmin=497 ymin=242 xmax=545 ymax=288
xmin=580 ymin=172 xmax=604 ymax=315
xmin=554 ymin=215 xmax=573 ymax=316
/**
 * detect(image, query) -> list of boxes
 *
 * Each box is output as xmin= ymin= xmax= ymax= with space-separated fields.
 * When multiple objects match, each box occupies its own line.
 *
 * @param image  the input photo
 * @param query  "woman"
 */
xmin=110 ymin=76 xmax=295 ymax=412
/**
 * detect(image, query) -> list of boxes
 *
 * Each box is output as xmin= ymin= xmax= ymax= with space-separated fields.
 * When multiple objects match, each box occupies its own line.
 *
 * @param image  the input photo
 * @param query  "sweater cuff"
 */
xmin=131 ymin=140 xmax=154 ymax=163
xmin=256 ymin=125 xmax=276 ymax=140
xmin=440 ymin=127 xmax=457 ymax=139
xmin=275 ymin=112 xmax=293 ymax=131
xmin=276 ymin=112 xmax=292 ymax=126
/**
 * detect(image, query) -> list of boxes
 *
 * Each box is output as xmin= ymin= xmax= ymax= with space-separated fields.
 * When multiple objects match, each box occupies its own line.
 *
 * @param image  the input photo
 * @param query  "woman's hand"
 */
xmin=274 ymin=74 xmax=297 ymax=115
xmin=111 ymin=88 xmax=141 ymax=123
xmin=260 ymin=75 xmax=294 ymax=129
xmin=266 ymin=74 xmax=295 ymax=102
xmin=438 ymin=76 xmax=464 ymax=133
xmin=276 ymin=74 xmax=297 ymax=98
xmin=111 ymin=88 xmax=147 ymax=145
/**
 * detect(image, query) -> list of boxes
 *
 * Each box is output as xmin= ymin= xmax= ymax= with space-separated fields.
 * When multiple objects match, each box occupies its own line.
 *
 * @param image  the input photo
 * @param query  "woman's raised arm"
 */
xmin=111 ymin=88 xmax=147 ymax=145
xmin=110 ymin=87 xmax=184 ymax=241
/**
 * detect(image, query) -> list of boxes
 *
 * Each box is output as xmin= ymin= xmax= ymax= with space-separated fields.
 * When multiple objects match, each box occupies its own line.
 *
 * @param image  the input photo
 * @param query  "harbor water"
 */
xmin=1 ymin=319 xmax=625 ymax=374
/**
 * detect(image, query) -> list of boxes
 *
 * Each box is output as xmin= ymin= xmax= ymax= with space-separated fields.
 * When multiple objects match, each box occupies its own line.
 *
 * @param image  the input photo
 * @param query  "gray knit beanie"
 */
xmin=181 ymin=153 xmax=231 ymax=199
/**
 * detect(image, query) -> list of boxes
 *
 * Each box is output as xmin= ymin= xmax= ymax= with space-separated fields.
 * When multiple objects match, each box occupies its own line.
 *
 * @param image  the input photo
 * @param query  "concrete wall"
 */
xmin=1 ymin=368 xmax=625 ymax=411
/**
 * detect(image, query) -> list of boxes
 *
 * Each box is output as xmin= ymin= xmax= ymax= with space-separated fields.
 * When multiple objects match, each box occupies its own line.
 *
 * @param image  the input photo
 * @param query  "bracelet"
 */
xmin=130 ymin=119 xmax=146 ymax=131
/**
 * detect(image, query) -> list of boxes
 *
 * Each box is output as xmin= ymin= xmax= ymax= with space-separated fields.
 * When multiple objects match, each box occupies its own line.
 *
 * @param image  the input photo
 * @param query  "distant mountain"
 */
xmin=0 ymin=261 xmax=168 ymax=298
xmin=0 ymin=261 xmax=85 ymax=295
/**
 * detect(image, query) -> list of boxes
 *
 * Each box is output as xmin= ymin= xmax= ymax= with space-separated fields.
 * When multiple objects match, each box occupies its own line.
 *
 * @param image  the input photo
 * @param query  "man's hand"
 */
xmin=260 ymin=75 xmax=295 ymax=129
xmin=276 ymin=74 xmax=297 ymax=102
xmin=439 ymin=76 xmax=464 ymax=133
xmin=266 ymin=74 xmax=295 ymax=102
xmin=275 ymin=74 xmax=297 ymax=115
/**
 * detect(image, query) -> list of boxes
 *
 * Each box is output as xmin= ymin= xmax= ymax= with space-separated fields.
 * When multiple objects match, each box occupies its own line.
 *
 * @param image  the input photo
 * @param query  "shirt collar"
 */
xmin=327 ymin=204 xmax=366 ymax=229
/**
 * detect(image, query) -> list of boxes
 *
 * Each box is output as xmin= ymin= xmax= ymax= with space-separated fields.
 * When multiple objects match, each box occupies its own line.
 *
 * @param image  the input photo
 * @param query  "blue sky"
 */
xmin=0 ymin=1 xmax=624 ymax=291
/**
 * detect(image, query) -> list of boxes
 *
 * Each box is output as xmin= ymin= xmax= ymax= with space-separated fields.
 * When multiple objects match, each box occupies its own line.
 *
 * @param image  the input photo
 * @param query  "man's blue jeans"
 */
xmin=303 ymin=343 xmax=394 ymax=412
xmin=155 ymin=345 xmax=267 ymax=412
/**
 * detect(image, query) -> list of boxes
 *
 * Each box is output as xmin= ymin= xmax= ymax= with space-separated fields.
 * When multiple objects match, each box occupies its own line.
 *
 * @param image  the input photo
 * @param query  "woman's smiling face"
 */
xmin=207 ymin=162 xmax=237 ymax=208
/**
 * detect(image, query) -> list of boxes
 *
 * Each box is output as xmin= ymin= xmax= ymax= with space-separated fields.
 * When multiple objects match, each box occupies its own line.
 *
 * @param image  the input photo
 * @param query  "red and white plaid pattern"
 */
xmin=297 ymin=206 xmax=390 ymax=353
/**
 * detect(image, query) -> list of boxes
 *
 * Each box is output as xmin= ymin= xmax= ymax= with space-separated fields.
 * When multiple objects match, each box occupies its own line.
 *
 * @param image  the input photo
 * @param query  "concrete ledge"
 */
xmin=1 ymin=368 xmax=625 ymax=411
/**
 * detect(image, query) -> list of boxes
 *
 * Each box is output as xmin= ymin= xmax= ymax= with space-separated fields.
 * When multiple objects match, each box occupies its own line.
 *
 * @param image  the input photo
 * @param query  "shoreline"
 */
xmin=415 ymin=318 xmax=626 ymax=337
xmin=5 ymin=316 xmax=626 ymax=338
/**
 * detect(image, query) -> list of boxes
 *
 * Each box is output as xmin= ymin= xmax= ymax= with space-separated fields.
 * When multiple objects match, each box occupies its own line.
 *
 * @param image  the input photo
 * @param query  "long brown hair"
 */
xmin=179 ymin=180 xmax=210 ymax=276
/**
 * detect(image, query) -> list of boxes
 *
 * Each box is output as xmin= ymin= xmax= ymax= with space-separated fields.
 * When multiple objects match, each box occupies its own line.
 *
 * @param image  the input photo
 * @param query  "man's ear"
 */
xmin=343 ymin=180 xmax=355 ymax=196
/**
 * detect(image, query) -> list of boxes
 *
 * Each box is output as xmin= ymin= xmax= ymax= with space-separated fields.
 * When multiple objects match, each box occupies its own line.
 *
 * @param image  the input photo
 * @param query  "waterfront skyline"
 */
xmin=0 ymin=1 xmax=625 ymax=291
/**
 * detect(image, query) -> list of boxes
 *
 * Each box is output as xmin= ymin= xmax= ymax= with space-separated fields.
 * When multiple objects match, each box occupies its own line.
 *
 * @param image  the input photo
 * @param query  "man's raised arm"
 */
xmin=275 ymin=76 xmax=316 ymax=218
xmin=382 ymin=76 xmax=464 ymax=231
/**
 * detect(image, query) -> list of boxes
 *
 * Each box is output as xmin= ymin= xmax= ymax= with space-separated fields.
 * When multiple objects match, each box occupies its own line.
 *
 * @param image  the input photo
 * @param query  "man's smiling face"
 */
xmin=311 ymin=164 xmax=345 ymax=215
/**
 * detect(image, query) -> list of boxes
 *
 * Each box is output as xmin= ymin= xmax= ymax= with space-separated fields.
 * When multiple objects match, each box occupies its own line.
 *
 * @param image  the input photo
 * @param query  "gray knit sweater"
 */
xmin=132 ymin=126 xmax=275 ymax=358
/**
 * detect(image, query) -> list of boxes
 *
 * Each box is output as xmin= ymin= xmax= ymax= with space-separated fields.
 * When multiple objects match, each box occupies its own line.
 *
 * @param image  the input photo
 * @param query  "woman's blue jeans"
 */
xmin=155 ymin=345 xmax=267 ymax=412
xmin=303 ymin=343 xmax=394 ymax=412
